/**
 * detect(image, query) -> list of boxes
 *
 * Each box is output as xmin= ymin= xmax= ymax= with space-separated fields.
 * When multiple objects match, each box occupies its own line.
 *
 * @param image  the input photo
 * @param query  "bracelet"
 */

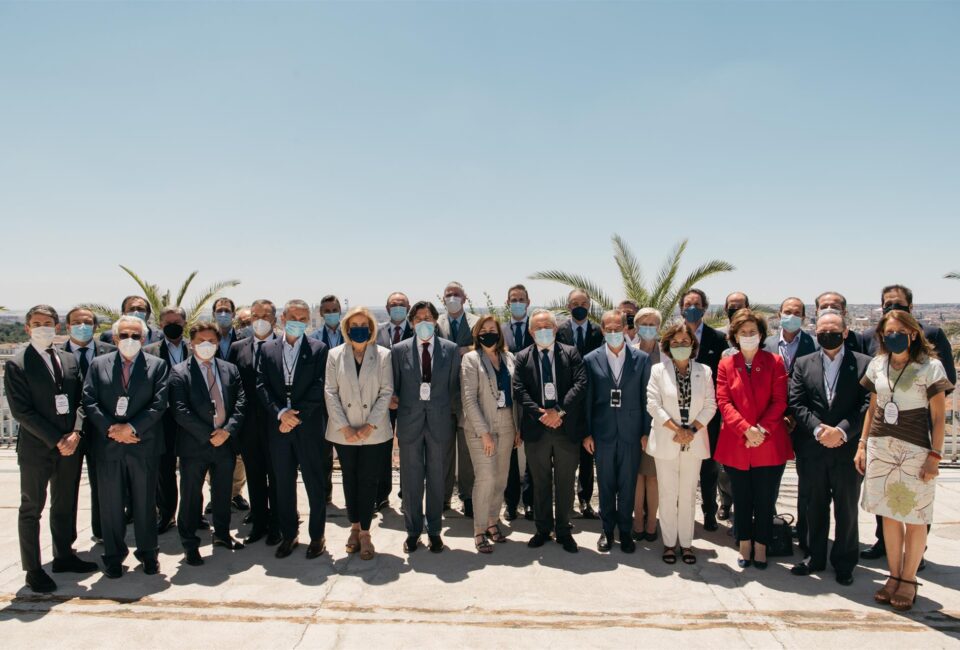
xmin=928 ymin=450 xmax=943 ymax=461
xmin=857 ymin=439 xmax=867 ymax=447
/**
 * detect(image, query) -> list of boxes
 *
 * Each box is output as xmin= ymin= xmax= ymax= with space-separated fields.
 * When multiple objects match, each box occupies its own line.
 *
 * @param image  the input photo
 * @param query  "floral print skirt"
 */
xmin=862 ymin=436 xmax=936 ymax=525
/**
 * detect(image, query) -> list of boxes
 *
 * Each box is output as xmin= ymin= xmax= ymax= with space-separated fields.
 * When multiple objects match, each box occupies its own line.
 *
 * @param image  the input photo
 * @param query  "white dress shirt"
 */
xmin=605 ymin=343 xmax=626 ymax=383
xmin=815 ymin=346 xmax=848 ymax=442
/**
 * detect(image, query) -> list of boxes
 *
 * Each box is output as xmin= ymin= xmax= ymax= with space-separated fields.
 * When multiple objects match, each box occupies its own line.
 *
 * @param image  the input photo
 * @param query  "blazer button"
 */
xmin=363 ymin=404 xmax=368 ymax=409
xmin=347 ymin=403 xmax=352 ymax=407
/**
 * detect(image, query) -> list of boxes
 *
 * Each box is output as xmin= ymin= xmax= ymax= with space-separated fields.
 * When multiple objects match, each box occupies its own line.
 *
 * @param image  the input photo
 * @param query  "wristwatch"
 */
xmin=555 ymin=408 xmax=567 ymax=418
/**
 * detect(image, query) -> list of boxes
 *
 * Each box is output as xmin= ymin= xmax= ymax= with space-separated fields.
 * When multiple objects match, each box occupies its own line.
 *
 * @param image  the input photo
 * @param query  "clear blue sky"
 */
xmin=1 ymin=1 xmax=958 ymax=313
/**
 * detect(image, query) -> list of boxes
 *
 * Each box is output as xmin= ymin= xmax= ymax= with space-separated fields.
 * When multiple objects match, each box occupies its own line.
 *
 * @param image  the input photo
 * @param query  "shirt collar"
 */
xmin=605 ymin=344 xmax=626 ymax=361
xmin=779 ymin=329 xmax=800 ymax=346
xmin=821 ymin=345 xmax=845 ymax=365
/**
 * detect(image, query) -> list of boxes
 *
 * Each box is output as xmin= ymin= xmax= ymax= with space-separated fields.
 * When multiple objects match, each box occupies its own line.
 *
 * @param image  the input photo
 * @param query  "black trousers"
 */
xmin=239 ymin=425 xmax=279 ymax=536
xmin=399 ymin=423 xmax=452 ymax=536
xmin=699 ymin=423 xmax=733 ymax=515
xmin=270 ymin=430 xmax=329 ymax=542
xmin=595 ymin=439 xmax=641 ymax=536
xmin=801 ymin=453 xmax=861 ymax=572
xmin=525 ymin=431 xmax=579 ymax=536
xmin=75 ymin=438 xmax=102 ymax=539
xmin=336 ymin=440 xmax=392 ymax=530
xmin=18 ymin=448 xmax=83 ymax=572
xmin=576 ymin=445 xmax=595 ymax=505
xmin=794 ymin=456 xmax=810 ymax=551
xmin=178 ymin=450 xmax=236 ymax=549
xmin=726 ymin=464 xmax=784 ymax=546
xmin=376 ymin=410 xmax=398 ymax=504
xmin=99 ymin=453 xmax=159 ymax=565
xmin=156 ymin=426 xmax=178 ymax=523
xmin=504 ymin=447 xmax=534 ymax=513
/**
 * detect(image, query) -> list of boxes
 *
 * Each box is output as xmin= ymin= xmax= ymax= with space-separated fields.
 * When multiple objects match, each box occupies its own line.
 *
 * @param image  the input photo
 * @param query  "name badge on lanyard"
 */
xmin=883 ymin=401 xmax=899 ymax=425
xmin=497 ymin=390 xmax=506 ymax=408
xmin=544 ymin=382 xmax=557 ymax=401
xmin=116 ymin=396 xmax=129 ymax=417
xmin=285 ymin=384 xmax=293 ymax=410
xmin=55 ymin=394 xmax=69 ymax=415
xmin=420 ymin=382 xmax=431 ymax=401
xmin=610 ymin=389 xmax=622 ymax=408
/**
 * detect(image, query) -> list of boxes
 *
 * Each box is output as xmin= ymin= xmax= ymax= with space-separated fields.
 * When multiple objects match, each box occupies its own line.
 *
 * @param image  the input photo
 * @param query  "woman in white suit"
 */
xmin=324 ymin=307 xmax=394 ymax=560
xmin=461 ymin=315 xmax=520 ymax=553
xmin=646 ymin=321 xmax=717 ymax=565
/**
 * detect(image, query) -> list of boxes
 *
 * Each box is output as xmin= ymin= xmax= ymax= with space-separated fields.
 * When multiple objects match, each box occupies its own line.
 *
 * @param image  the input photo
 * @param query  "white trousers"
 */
xmin=655 ymin=453 xmax=702 ymax=548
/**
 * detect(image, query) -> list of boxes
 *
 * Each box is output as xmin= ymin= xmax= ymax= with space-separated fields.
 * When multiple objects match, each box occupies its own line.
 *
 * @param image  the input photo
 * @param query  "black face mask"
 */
xmin=163 ymin=323 xmax=184 ymax=340
xmin=477 ymin=332 xmax=501 ymax=348
xmin=816 ymin=331 xmax=844 ymax=351
xmin=882 ymin=303 xmax=909 ymax=314
xmin=726 ymin=307 xmax=741 ymax=321
xmin=625 ymin=313 xmax=635 ymax=329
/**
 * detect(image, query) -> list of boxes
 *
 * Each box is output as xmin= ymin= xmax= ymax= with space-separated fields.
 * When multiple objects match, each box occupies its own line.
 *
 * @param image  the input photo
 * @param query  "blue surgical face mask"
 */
xmin=533 ymin=328 xmax=555 ymax=348
xmin=284 ymin=320 xmax=307 ymax=338
xmin=215 ymin=312 xmax=234 ymax=328
xmin=509 ymin=302 xmax=528 ymax=319
xmin=638 ymin=325 xmax=658 ymax=341
xmin=70 ymin=323 xmax=94 ymax=343
xmin=323 ymin=312 xmax=341 ymax=328
xmin=349 ymin=326 xmax=371 ymax=343
xmin=682 ymin=306 xmax=704 ymax=324
xmin=415 ymin=321 xmax=435 ymax=341
xmin=389 ymin=306 xmax=408 ymax=322
xmin=780 ymin=313 xmax=802 ymax=333
xmin=604 ymin=331 xmax=624 ymax=348
xmin=570 ymin=306 xmax=589 ymax=322
xmin=884 ymin=332 xmax=909 ymax=354
xmin=126 ymin=310 xmax=148 ymax=322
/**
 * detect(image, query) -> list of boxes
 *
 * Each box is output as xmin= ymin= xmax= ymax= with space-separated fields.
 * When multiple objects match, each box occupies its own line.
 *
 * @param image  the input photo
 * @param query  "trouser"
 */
xmin=18 ymin=449 xmax=83 ymax=572
xmin=726 ymin=464 xmax=785 ymax=545
xmin=525 ymin=431 xmax=579 ymax=536
xmin=377 ymin=410 xmax=398 ymax=504
xmin=156 ymin=427 xmax=178 ymax=523
xmin=504 ymin=447 xmax=534 ymax=513
xmin=325 ymin=445 xmax=334 ymax=501
xmin=99 ymin=453 xmax=159 ymax=565
xmin=794 ymin=456 xmax=810 ymax=550
xmin=655 ymin=453 xmax=702 ymax=548
xmin=577 ymin=443 xmax=595 ymax=506
xmin=179 ymin=450 xmax=235 ymax=549
xmin=802 ymin=453 xmax=861 ymax=572
xmin=399 ymin=423 xmax=452 ymax=536
xmin=76 ymin=438 xmax=102 ymax=539
xmin=205 ymin=455 xmax=246 ymax=498
xmin=699 ymin=421 xmax=733 ymax=516
xmin=465 ymin=411 xmax=515 ymax=529
xmin=240 ymin=425 xmax=279 ymax=535
xmin=270 ymin=430 xmax=329 ymax=542
xmin=444 ymin=423 xmax=475 ymax=503
xmin=595 ymin=439 xmax=641 ymax=536
xmin=336 ymin=440 xmax=392 ymax=530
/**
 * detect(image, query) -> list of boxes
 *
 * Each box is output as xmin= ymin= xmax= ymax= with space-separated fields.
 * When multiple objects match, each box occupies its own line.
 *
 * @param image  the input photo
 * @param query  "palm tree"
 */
xmin=530 ymin=235 xmax=735 ymax=321
xmin=80 ymin=266 xmax=240 ymax=328
xmin=946 ymin=271 xmax=960 ymax=281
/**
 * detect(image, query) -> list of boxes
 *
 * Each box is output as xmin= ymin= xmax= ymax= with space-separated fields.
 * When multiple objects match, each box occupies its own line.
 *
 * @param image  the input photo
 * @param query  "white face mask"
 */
xmin=444 ymin=296 xmax=463 ymax=312
xmin=739 ymin=334 xmax=761 ymax=351
xmin=30 ymin=326 xmax=57 ymax=349
xmin=118 ymin=338 xmax=142 ymax=359
xmin=194 ymin=341 xmax=217 ymax=361
xmin=252 ymin=319 xmax=273 ymax=338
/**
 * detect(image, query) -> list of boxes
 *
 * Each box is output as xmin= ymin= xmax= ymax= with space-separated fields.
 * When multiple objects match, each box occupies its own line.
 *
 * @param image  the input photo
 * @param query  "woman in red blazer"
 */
xmin=714 ymin=309 xmax=792 ymax=569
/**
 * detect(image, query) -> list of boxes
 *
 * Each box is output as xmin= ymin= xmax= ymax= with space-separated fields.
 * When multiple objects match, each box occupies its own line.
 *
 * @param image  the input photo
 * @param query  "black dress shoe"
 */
xmin=232 ymin=495 xmax=250 ymax=511
xmin=91 ymin=535 xmax=103 ymax=545
xmin=243 ymin=513 xmax=254 ymax=525
xmin=275 ymin=537 xmax=299 ymax=558
xmin=737 ymin=558 xmax=751 ymax=569
xmin=266 ymin=531 xmax=283 ymax=546
xmin=52 ymin=555 xmax=99 ymax=574
xmin=504 ymin=508 xmax=518 ymax=522
xmin=528 ymin=532 xmax=551 ymax=548
xmin=717 ymin=505 xmax=731 ymax=521
xmin=597 ymin=533 xmax=612 ymax=552
xmin=462 ymin=499 xmax=474 ymax=519
xmin=703 ymin=514 xmax=718 ymax=532
xmin=753 ymin=560 xmax=768 ymax=570
xmin=403 ymin=535 xmax=420 ymax=553
xmin=579 ymin=502 xmax=598 ymax=519
xmin=644 ymin=529 xmax=658 ymax=542
xmin=184 ymin=548 xmax=204 ymax=566
xmin=204 ymin=502 xmax=213 ymax=515
xmin=142 ymin=558 xmax=160 ymax=575
xmin=103 ymin=563 xmax=123 ymax=579
xmin=428 ymin=535 xmax=444 ymax=553
xmin=790 ymin=561 xmax=822 ymax=576
xmin=245 ymin=527 xmax=267 ymax=544
xmin=198 ymin=516 xmax=211 ymax=531
xmin=557 ymin=535 xmax=579 ymax=553
xmin=523 ymin=508 xmax=535 ymax=521
xmin=26 ymin=569 xmax=57 ymax=593
xmin=443 ymin=501 xmax=452 ymax=511
xmin=306 ymin=538 xmax=326 ymax=559
xmin=620 ymin=536 xmax=636 ymax=554
xmin=157 ymin=518 xmax=176 ymax=535
xmin=213 ymin=535 xmax=245 ymax=551
xmin=836 ymin=571 xmax=854 ymax=586
xmin=375 ymin=499 xmax=390 ymax=513
xmin=860 ymin=542 xmax=885 ymax=560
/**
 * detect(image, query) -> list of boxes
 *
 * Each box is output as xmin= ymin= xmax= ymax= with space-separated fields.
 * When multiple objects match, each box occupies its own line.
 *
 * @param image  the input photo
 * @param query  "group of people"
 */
xmin=6 ymin=282 xmax=953 ymax=613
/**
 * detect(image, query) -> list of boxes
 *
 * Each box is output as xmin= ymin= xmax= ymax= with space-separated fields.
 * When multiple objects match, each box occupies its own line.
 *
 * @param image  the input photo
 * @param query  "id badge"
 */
xmin=420 ymin=382 xmax=431 ymax=401
xmin=497 ymin=390 xmax=506 ymax=408
xmin=610 ymin=389 xmax=622 ymax=408
xmin=55 ymin=394 xmax=69 ymax=415
xmin=115 ymin=396 xmax=129 ymax=417
xmin=544 ymin=382 xmax=557 ymax=401
xmin=883 ymin=401 xmax=899 ymax=425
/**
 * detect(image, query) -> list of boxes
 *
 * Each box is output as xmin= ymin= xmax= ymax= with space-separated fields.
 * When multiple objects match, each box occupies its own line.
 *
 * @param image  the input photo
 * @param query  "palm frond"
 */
xmin=664 ymin=259 xmax=736 ymax=318
xmin=176 ymin=271 xmax=199 ymax=306
xmin=649 ymin=239 xmax=688 ymax=311
xmin=946 ymin=271 xmax=960 ymax=281
xmin=76 ymin=302 xmax=120 ymax=324
xmin=119 ymin=265 xmax=164 ymax=316
xmin=184 ymin=279 xmax=241 ymax=326
xmin=611 ymin=234 xmax=647 ymax=305
xmin=527 ymin=271 xmax=615 ymax=312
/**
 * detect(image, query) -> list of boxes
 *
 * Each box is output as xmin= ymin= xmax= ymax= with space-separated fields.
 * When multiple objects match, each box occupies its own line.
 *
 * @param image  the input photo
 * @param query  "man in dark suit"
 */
xmin=61 ymin=306 xmax=116 ymax=544
xmin=5 ymin=305 xmax=99 ymax=593
xmin=375 ymin=291 xmax=413 ymax=511
xmin=556 ymin=289 xmax=603 ymax=519
xmin=514 ymin=309 xmax=588 ymax=553
xmin=171 ymin=322 xmax=247 ymax=566
xmin=814 ymin=292 xmax=868 ymax=354
xmin=99 ymin=295 xmax=162 ymax=345
xmin=309 ymin=294 xmax=341 ymax=503
xmin=582 ymin=309 xmax=651 ymax=553
xmin=680 ymin=289 xmax=729 ymax=530
xmin=788 ymin=310 xmax=871 ymax=585
xmin=83 ymin=315 xmax=170 ymax=578
xmin=144 ymin=305 xmax=191 ymax=534
xmin=211 ymin=296 xmax=249 ymax=513
xmin=229 ymin=299 xmax=282 ymax=545
xmin=256 ymin=299 xmax=330 ymax=559
xmin=392 ymin=301 xmax=461 ymax=553
xmin=501 ymin=284 xmax=535 ymax=521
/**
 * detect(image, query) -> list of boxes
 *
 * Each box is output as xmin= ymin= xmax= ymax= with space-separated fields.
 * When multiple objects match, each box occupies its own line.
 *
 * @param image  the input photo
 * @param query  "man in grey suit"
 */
xmin=436 ymin=281 xmax=479 ymax=517
xmin=99 ymin=295 xmax=162 ymax=345
xmin=83 ymin=315 xmax=170 ymax=578
xmin=392 ymin=300 xmax=461 ymax=553
xmin=375 ymin=291 xmax=413 ymax=510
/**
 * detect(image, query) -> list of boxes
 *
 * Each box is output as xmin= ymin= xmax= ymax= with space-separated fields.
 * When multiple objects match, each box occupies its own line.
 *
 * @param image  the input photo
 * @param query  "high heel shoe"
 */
xmin=345 ymin=528 xmax=361 ymax=554
xmin=359 ymin=531 xmax=375 ymax=561
xmin=875 ymin=575 xmax=900 ymax=604
xmin=737 ymin=557 xmax=752 ymax=568
xmin=890 ymin=578 xmax=920 ymax=611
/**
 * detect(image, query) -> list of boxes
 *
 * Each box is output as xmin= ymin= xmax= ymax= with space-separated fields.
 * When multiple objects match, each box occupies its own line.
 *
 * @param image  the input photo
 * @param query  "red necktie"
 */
xmin=421 ymin=342 xmax=432 ymax=383
xmin=393 ymin=325 xmax=401 ymax=345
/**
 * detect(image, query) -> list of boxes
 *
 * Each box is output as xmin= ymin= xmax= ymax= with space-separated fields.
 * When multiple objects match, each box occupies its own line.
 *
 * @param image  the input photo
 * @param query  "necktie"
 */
xmin=205 ymin=362 xmax=226 ymax=428
xmin=450 ymin=317 xmax=459 ymax=342
xmin=393 ymin=324 xmax=402 ymax=345
xmin=255 ymin=340 xmax=264 ymax=370
xmin=122 ymin=359 xmax=132 ymax=390
xmin=46 ymin=348 xmax=63 ymax=389
xmin=513 ymin=323 xmax=523 ymax=352
xmin=576 ymin=325 xmax=585 ymax=353
xmin=541 ymin=350 xmax=556 ymax=408
xmin=421 ymin=342 xmax=432 ymax=383
xmin=78 ymin=347 xmax=90 ymax=379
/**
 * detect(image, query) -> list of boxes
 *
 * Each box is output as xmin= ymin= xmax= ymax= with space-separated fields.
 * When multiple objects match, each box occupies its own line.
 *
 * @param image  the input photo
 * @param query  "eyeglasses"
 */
xmin=117 ymin=333 xmax=143 ymax=340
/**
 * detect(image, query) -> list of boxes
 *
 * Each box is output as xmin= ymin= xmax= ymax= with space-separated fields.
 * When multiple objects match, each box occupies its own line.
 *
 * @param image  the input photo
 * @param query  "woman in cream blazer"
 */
xmin=461 ymin=315 xmax=520 ymax=553
xmin=646 ymin=321 xmax=717 ymax=564
xmin=324 ymin=307 xmax=394 ymax=559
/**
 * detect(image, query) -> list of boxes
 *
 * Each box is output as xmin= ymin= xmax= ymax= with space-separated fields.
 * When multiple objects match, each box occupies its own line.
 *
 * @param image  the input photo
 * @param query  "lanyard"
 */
xmin=282 ymin=346 xmax=298 ymax=386
xmin=886 ymin=358 xmax=908 ymax=405
xmin=821 ymin=354 xmax=842 ymax=404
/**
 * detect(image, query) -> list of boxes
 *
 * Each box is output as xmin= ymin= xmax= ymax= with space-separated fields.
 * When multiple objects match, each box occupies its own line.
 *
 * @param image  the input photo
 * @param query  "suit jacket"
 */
xmin=437 ymin=312 xmax=480 ymax=349
xmin=863 ymin=323 xmax=956 ymax=389
xmin=324 ymin=344 xmax=394 ymax=445
xmin=376 ymin=320 xmax=414 ymax=348
xmin=583 ymin=345 xmax=651 ymax=446
xmin=169 ymin=357 xmax=246 ymax=458
xmin=100 ymin=325 xmax=161 ymax=345
xmin=714 ymin=350 xmax=793 ymax=470
xmin=4 ymin=345 xmax=85 ymax=459
xmin=763 ymin=330 xmax=817 ymax=375
xmin=216 ymin=328 xmax=240 ymax=360
xmin=256 ymin=335 xmax=329 ymax=438
xmin=512 ymin=343 xmax=587 ymax=443
xmin=697 ymin=322 xmax=728 ymax=441
xmin=82 ymin=351 xmax=170 ymax=460
xmin=556 ymin=319 xmax=604 ymax=356
xmin=460 ymin=349 xmax=519 ymax=439
xmin=646 ymin=358 xmax=717 ymax=461
xmin=501 ymin=319 xmax=535 ymax=354
xmin=144 ymin=338 xmax=192 ymax=452
xmin=788 ymin=350 xmax=871 ymax=461
xmin=228 ymin=334 xmax=277 ymax=444
xmin=391 ymin=336 xmax=461 ymax=441
xmin=62 ymin=338 xmax=117 ymax=362
xmin=312 ymin=326 xmax=344 ymax=350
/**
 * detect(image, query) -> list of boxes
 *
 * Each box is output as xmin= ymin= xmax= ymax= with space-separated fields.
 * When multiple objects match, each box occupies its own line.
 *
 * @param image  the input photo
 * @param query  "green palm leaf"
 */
xmin=649 ymin=239 xmax=688 ymax=311
xmin=184 ymin=279 xmax=241 ymax=327
xmin=76 ymin=302 xmax=120 ymax=323
xmin=664 ymin=259 xmax=736 ymax=318
xmin=119 ymin=265 xmax=164 ymax=318
xmin=946 ymin=271 xmax=960 ymax=281
xmin=176 ymin=271 xmax=199 ymax=306
xmin=611 ymin=234 xmax=648 ymax=305
xmin=527 ymin=271 xmax=615 ymax=313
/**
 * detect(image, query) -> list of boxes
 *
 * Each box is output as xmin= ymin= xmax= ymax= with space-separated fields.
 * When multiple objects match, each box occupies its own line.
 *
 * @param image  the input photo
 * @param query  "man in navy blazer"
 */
xmin=582 ymin=310 xmax=651 ymax=553
xmin=99 ymin=295 xmax=162 ymax=345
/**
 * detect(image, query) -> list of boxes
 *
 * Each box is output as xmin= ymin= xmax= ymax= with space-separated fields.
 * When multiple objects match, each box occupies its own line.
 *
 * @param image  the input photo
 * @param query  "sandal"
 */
xmin=890 ymin=578 xmax=921 ymax=611
xmin=475 ymin=534 xmax=493 ymax=554
xmin=681 ymin=547 xmax=696 ymax=564
xmin=485 ymin=524 xmax=506 ymax=544
xmin=345 ymin=527 xmax=361 ymax=554
xmin=359 ymin=531 xmax=375 ymax=561
xmin=874 ymin=575 xmax=900 ymax=604
xmin=662 ymin=546 xmax=677 ymax=564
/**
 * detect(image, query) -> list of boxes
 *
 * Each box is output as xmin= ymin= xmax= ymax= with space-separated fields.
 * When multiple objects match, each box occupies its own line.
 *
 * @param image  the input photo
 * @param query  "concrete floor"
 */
xmin=0 ymin=449 xmax=957 ymax=648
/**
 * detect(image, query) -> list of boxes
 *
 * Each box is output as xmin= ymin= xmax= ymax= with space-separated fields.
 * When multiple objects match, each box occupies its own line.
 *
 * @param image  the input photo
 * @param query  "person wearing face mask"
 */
xmin=312 ymin=295 xmax=345 ymax=350
xmin=436 ymin=281 xmax=480 ymax=517
xmin=787 ymin=310 xmax=871 ymax=586
xmin=170 ymin=322 xmax=247 ymax=566
xmin=256 ymin=299 xmax=331 ymax=560
xmin=646 ymin=321 xmax=717 ymax=565
xmin=375 ymin=292 xmax=412 ymax=512
xmin=556 ymin=289 xmax=604 ymax=520
xmin=83 ymin=315 xmax=170 ymax=579
xmin=323 ymin=307 xmax=394 ymax=560
xmin=212 ymin=297 xmax=240 ymax=359
xmin=814 ymin=291 xmax=867 ymax=354
xmin=719 ymin=292 xmax=751 ymax=337
xmin=627 ymin=305 xmax=662 ymax=542
xmin=679 ymin=288 xmax=730 ymax=530
xmin=714 ymin=309 xmax=792 ymax=570
xmin=391 ymin=301 xmax=461 ymax=553
xmin=99 ymin=295 xmax=161 ymax=345
xmin=855 ymin=309 xmax=951 ymax=611
xmin=144 ymin=305 xmax=191 ymax=535
xmin=582 ymin=310 xmax=651 ymax=553
xmin=500 ymin=284 xmax=535 ymax=521
xmin=5 ymin=305 xmax=98 ymax=593
xmin=229 ymin=299 xmax=282 ymax=545
xmin=60 ymin=307 xmax=116 ymax=544
xmin=514 ymin=309 xmax=587 ymax=553
xmin=235 ymin=307 xmax=253 ymax=339
xmin=461 ymin=315 xmax=519 ymax=553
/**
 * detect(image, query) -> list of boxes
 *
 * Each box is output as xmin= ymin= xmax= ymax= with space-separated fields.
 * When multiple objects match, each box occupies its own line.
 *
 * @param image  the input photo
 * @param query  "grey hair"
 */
xmin=444 ymin=281 xmax=465 ymax=292
xmin=158 ymin=305 xmax=187 ymax=320
xmin=601 ymin=309 xmax=626 ymax=328
xmin=112 ymin=314 xmax=148 ymax=338
xmin=251 ymin=299 xmax=277 ymax=317
xmin=816 ymin=308 xmax=847 ymax=326
xmin=283 ymin=299 xmax=311 ymax=314
xmin=636 ymin=307 xmax=662 ymax=325
xmin=529 ymin=308 xmax=557 ymax=327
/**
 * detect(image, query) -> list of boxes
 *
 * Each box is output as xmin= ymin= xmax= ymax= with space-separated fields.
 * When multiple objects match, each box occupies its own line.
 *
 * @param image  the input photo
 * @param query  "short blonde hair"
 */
xmin=341 ymin=306 xmax=378 ymax=344
xmin=636 ymin=307 xmax=662 ymax=326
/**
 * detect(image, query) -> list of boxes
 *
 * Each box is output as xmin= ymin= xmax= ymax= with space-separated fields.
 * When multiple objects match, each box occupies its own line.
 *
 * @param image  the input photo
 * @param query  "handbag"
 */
xmin=768 ymin=513 xmax=795 ymax=557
